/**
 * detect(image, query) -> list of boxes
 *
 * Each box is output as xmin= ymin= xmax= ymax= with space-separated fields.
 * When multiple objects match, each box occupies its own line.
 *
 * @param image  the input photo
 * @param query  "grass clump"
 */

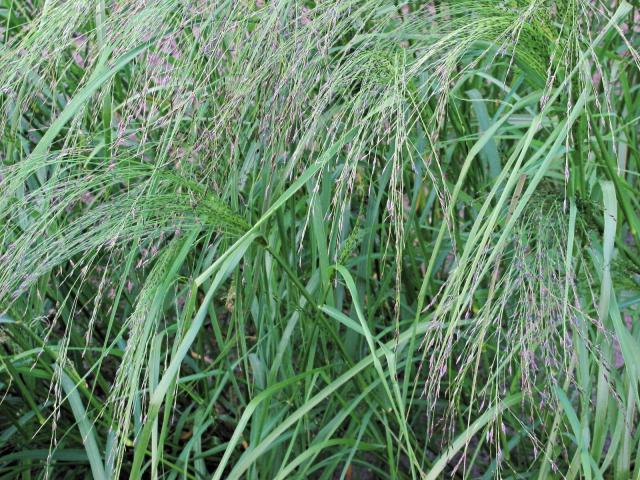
xmin=0 ymin=0 xmax=639 ymax=478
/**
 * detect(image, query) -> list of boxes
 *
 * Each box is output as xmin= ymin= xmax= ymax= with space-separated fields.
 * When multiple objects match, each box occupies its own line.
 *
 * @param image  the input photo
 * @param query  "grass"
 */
xmin=0 ymin=0 xmax=639 ymax=478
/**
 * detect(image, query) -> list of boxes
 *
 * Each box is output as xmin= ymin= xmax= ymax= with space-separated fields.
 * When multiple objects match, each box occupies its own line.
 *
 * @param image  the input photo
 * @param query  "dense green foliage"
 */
xmin=0 ymin=0 xmax=639 ymax=478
